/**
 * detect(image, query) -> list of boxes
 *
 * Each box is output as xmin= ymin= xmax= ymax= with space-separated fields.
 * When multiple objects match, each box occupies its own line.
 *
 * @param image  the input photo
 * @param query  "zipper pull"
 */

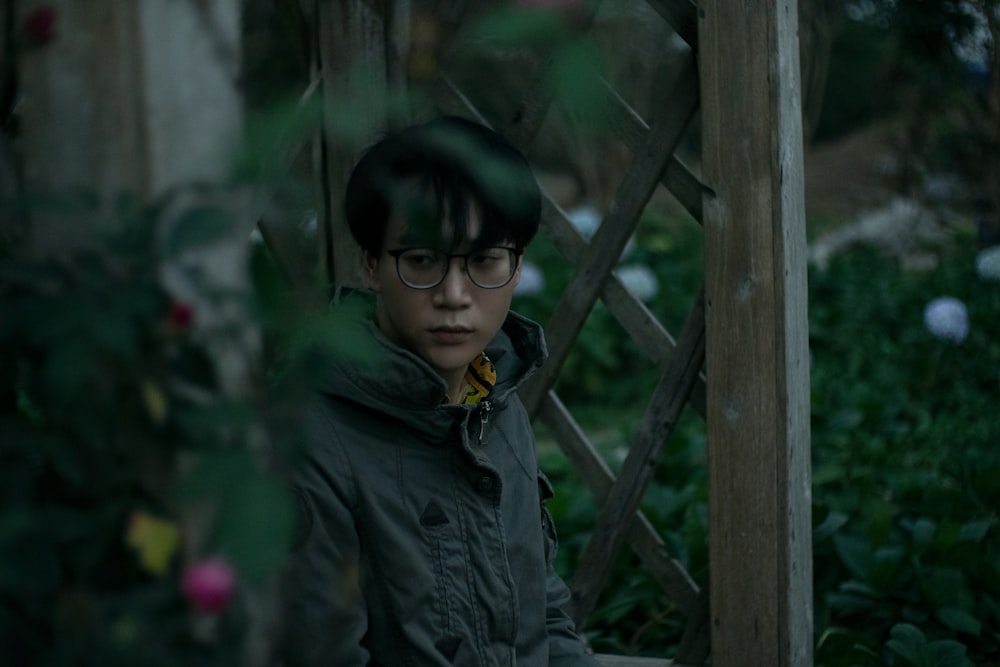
xmin=478 ymin=401 xmax=492 ymax=446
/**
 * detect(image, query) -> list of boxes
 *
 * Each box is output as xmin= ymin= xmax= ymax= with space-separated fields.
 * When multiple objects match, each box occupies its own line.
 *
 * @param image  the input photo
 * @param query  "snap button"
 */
xmin=475 ymin=475 xmax=495 ymax=496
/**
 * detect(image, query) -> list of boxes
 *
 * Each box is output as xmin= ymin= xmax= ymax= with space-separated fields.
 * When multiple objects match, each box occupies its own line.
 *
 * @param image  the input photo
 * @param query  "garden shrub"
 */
xmin=527 ymin=204 xmax=999 ymax=664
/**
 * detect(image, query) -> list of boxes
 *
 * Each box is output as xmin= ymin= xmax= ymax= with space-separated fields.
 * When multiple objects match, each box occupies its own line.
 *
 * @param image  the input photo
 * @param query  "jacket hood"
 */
xmin=313 ymin=290 xmax=547 ymax=441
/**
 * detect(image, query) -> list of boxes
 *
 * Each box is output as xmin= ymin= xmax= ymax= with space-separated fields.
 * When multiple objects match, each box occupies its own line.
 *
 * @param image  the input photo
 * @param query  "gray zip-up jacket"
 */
xmin=281 ymin=294 xmax=599 ymax=667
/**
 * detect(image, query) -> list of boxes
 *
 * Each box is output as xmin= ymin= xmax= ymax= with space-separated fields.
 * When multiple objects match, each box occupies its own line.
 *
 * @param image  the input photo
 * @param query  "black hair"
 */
xmin=344 ymin=116 xmax=541 ymax=255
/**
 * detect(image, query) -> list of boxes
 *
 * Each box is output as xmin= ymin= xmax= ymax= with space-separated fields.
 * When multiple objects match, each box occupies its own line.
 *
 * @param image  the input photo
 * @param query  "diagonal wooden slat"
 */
xmin=595 ymin=68 xmax=707 ymax=224
xmin=673 ymin=585 xmax=711 ymax=665
xmin=567 ymin=289 xmax=706 ymax=628
xmin=645 ymin=0 xmax=699 ymax=50
xmin=537 ymin=392 xmax=700 ymax=617
xmin=519 ymin=62 xmax=699 ymax=419
xmin=485 ymin=0 xmax=605 ymax=149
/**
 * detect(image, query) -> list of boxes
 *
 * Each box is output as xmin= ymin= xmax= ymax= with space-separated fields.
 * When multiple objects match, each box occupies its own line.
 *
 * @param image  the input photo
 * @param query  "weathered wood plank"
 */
xmin=597 ymin=60 xmax=704 ymax=224
xmin=315 ymin=0 xmax=403 ymax=288
xmin=537 ymin=393 xmax=701 ymax=618
xmin=568 ymin=291 xmax=705 ymax=627
xmin=698 ymin=0 xmax=813 ymax=665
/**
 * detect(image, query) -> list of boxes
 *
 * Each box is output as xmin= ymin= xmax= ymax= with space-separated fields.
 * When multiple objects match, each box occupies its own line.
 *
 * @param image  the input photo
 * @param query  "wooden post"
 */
xmin=314 ymin=0 xmax=410 ymax=289
xmin=698 ymin=1 xmax=814 ymax=665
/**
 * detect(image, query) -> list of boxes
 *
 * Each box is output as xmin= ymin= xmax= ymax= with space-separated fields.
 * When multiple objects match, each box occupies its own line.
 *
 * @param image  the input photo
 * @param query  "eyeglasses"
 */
xmin=386 ymin=247 xmax=520 ymax=289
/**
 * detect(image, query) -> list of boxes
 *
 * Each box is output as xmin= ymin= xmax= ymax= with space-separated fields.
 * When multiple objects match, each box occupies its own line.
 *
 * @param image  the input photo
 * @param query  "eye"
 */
xmin=469 ymin=249 xmax=504 ymax=266
xmin=402 ymin=249 xmax=440 ymax=267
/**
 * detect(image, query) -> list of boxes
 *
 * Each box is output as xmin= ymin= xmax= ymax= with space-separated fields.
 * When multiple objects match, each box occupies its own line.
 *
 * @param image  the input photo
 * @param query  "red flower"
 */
xmin=22 ymin=6 xmax=57 ymax=47
xmin=168 ymin=302 xmax=194 ymax=330
xmin=181 ymin=557 xmax=236 ymax=614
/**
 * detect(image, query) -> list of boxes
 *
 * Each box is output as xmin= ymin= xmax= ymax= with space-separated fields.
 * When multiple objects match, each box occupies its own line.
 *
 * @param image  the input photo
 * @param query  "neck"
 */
xmin=442 ymin=372 xmax=465 ymax=405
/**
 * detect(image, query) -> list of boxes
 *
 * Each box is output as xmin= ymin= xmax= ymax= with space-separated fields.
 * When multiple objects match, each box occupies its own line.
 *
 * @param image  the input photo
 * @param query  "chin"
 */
xmin=426 ymin=347 xmax=478 ymax=374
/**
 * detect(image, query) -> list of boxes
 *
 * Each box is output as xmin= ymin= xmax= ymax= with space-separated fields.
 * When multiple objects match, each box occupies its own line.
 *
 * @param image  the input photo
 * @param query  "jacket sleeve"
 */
xmin=280 ymin=409 xmax=370 ymax=667
xmin=539 ymin=473 xmax=603 ymax=667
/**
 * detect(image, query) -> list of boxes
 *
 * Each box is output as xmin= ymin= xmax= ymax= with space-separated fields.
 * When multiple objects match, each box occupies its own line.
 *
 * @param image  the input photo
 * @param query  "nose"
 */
xmin=432 ymin=256 xmax=473 ymax=307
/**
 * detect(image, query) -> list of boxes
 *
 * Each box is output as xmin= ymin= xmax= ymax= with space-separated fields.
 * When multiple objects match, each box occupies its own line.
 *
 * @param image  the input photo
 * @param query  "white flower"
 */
xmin=615 ymin=265 xmax=659 ymax=302
xmin=566 ymin=205 xmax=635 ymax=257
xmin=567 ymin=205 xmax=601 ymax=239
xmin=514 ymin=261 xmax=545 ymax=297
xmin=975 ymin=245 xmax=1000 ymax=283
xmin=923 ymin=296 xmax=969 ymax=344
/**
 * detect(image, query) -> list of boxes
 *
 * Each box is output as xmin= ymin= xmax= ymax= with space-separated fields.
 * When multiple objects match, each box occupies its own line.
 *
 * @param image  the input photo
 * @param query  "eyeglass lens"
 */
xmin=395 ymin=248 xmax=516 ymax=288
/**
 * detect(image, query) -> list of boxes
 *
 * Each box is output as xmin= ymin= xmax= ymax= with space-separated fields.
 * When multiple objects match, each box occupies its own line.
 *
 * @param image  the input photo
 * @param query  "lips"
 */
xmin=429 ymin=326 xmax=473 ymax=344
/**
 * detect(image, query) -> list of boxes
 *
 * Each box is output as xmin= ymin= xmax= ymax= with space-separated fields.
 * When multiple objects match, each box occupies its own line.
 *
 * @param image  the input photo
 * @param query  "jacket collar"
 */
xmin=314 ymin=290 xmax=546 ymax=442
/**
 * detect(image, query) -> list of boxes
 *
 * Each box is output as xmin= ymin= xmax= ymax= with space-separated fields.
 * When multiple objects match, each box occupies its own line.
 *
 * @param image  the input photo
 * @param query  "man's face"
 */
xmin=363 ymin=205 xmax=522 ymax=395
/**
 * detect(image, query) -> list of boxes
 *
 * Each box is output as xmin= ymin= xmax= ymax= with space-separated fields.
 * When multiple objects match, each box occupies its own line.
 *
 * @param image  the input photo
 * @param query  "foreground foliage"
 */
xmin=0 ymin=203 xmax=297 ymax=666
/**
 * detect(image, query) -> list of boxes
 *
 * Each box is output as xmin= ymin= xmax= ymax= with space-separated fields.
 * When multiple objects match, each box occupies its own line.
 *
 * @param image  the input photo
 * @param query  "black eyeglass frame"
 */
xmin=386 ymin=246 xmax=521 ymax=290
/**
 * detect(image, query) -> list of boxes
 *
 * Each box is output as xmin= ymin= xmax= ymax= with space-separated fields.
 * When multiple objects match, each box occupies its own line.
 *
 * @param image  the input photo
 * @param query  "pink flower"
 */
xmin=181 ymin=557 xmax=236 ymax=614
xmin=23 ymin=6 xmax=57 ymax=46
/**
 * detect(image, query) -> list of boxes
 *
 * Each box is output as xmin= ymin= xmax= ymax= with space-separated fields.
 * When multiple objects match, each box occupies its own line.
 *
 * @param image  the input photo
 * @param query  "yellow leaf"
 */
xmin=126 ymin=510 xmax=180 ymax=576
xmin=141 ymin=380 xmax=168 ymax=424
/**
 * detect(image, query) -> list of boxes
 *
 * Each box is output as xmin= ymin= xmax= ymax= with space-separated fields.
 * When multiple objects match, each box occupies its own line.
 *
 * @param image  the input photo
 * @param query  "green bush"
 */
xmin=810 ymin=242 xmax=999 ymax=666
xmin=527 ymin=205 xmax=1000 ymax=663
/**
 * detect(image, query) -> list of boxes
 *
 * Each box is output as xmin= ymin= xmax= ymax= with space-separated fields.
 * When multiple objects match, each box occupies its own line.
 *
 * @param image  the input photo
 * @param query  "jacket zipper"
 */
xmin=478 ymin=401 xmax=492 ymax=446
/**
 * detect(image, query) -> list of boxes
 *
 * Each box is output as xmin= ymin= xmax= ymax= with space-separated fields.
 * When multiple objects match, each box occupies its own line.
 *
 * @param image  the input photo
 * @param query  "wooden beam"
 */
xmin=596 ymin=74 xmax=706 ymax=225
xmin=644 ymin=0 xmax=699 ymax=51
xmin=698 ymin=1 xmax=813 ymax=666
xmin=314 ymin=0 xmax=407 ymax=288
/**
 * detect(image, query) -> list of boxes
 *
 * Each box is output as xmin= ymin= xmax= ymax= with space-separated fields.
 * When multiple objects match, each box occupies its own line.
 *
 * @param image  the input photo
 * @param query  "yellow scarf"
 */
xmin=458 ymin=352 xmax=496 ymax=405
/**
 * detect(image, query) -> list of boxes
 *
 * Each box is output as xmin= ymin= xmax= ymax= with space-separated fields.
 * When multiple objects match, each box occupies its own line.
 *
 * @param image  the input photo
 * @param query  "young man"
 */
xmin=280 ymin=116 xmax=600 ymax=666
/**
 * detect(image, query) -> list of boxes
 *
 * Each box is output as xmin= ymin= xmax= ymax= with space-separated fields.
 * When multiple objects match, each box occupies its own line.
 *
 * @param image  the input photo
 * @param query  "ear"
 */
xmin=362 ymin=250 xmax=382 ymax=292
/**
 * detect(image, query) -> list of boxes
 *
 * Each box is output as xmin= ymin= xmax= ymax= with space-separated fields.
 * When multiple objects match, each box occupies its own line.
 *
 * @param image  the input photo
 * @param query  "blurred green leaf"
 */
xmin=834 ymin=533 xmax=874 ymax=581
xmin=814 ymin=510 xmax=849 ymax=542
xmin=925 ymin=639 xmax=972 ymax=667
xmin=935 ymin=607 xmax=981 ymax=636
xmin=886 ymin=623 xmax=929 ymax=666
xmin=465 ymin=6 xmax=568 ymax=48
xmin=547 ymin=38 xmax=606 ymax=130
xmin=958 ymin=520 xmax=991 ymax=544
xmin=42 ymin=340 xmax=98 ymax=402
xmin=164 ymin=207 xmax=233 ymax=258
xmin=216 ymin=472 xmax=294 ymax=583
